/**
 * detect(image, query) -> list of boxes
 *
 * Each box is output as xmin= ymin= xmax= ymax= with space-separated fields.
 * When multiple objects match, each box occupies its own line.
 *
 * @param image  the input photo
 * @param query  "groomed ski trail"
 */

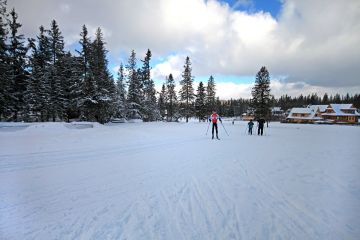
xmin=0 ymin=121 xmax=359 ymax=239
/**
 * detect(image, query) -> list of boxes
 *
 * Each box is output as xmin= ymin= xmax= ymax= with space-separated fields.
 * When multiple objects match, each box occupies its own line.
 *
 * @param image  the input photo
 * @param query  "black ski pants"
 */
xmin=212 ymin=122 xmax=218 ymax=137
xmin=258 ymin=126 xmax=264 ymax=136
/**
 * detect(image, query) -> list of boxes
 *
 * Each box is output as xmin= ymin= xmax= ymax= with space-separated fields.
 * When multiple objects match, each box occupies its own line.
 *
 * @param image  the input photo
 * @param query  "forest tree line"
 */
xmin=0 ymin=1 xmax=359 ymax=123
xmin=216 ymin=93 xmax=360 ymax=118
xmin=0 ymin=2 xmax=218 ymax=123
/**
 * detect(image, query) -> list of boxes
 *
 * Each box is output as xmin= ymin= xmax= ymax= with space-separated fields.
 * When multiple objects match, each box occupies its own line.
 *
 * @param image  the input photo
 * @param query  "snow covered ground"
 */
xmin=0 ymin=121 xmax=359 ymax=239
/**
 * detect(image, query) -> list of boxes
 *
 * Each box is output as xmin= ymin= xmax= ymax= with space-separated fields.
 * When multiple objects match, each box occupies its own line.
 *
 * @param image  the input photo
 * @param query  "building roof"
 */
xmin=323 ymin=104 xmax=360 ymax=116
xmin=289 ymin=108 xmax=313 ymax=114
xmin=287 ymin=103 xmax=360 ymax=120
xmin=308 ymin=105 xmax=328 ymax=112
xmin=286 ymin=107 xmax=320 ymax=120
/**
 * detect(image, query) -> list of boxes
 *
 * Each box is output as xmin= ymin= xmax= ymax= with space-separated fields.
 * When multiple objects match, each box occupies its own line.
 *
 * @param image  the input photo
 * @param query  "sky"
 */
xmin=7 ymin=0 xmax=360 ymax=99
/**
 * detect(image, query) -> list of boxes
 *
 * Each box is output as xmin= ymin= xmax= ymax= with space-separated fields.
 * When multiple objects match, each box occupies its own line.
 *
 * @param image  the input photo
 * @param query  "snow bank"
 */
xmin=0 ymin=122 xmax=30 ymax=132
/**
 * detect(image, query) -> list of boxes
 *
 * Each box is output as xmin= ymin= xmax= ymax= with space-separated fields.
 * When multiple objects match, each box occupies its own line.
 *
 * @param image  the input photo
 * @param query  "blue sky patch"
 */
xmin=222 ymin=0 xmax=282 ymax=18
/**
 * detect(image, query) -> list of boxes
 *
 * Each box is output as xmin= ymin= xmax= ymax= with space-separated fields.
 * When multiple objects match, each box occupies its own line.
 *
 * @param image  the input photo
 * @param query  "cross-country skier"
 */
xmin=248 ymin=119 xmax=254 ymax=135
xmin=257 ymin=118 xmax=265 ymax=136
xmin=209 ymin=111 xmax=222 ymax=139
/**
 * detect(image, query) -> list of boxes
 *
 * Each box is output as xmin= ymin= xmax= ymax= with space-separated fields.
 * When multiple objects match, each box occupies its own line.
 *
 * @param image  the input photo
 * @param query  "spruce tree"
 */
xmin=115 ymin=63 xmax=127 ymax=118
xmin=23 ymin=38 xmax=37 ymax=121
xmin=206 ymin=75 xmax=216 ymax=114
xmin=77 ymin=25 xmax=91 ymax=119
xmin=78 ymin=25 xmax=90 ymax=84
xmin=89 ymin=27 xmax=114 ymax=123
xmin=179 ymin=56 xmax=195 ymax=122
xmin=126 ymin=50 xmax=142 ymax=119
xmin=0 ymin=0 xmax=8 ymax=120
xmin=79 ymin=25 xmax=96 ymax=121
xmin=251 ymin=66 xmax=272 ymax=120
xmin=48 ymin=19 xmax=65 ymax=121
xmin=195 ymin=81 xmax=206 ymax=121
xmin=141 ymin=49 xmax=159 ymax=121
xmin=333 ymin=93 xmax=341 ymax=103
xmin=158 ymin=83 xmax=166 ymax=119
xmin=322 ymin=93 xmax=329 ymax=104
xmin=165 ymin=73 xmax=178 ymax=121
xmin=7 ymin=8 xmax=28 ymax=121
xmin=27 ymin=26 xmax=52 ymax=121
xmin=60 ymin=52 xmax=82 ymax=121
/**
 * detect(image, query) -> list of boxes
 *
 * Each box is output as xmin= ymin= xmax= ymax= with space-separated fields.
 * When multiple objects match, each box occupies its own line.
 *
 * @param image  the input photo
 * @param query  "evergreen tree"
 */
xmin=333 ymin=93 xmax=341 ymax=103
xmin=344 ymin=93 xmax=351 ymax=103
xmin=251 ymin=66 xmax=272 ymax=120
xmin=23 ymin=38 xmax=37 ymax=121
xmin=76 ymin=25 xmax=91 ymax=119
xmin=79 ymin=25 xmax=97 ymax=121
xmin=158 ymin=83 xmax=166 ymax=119
xmin=89 ymin=27 xmax=115 ymax=123
xmin=141 ymin=49 xmax=159 ymax=121
xmin=195 ymin=81 xmax=206 ymax=121
xmin=165 ymin=73 xmax=178 ymax=121
xmin=0 ymin=0 xmax=8 ymax=120
xmin=322 ymin=93 xmax=329 ymax=104
xmin=179 ymin=56 xmax=195 ymax=122
xmin=7 ymin=8 xmax=28 ymax=121
xmin=206 ymin=75 xmax=216 ymax=113
xmin=48 ymin=19 xmax=65 ymax=121
xmin=60 ymin=52 xmax=82 ymax=121
xmin=215 ymin=97 xmax=223 ymax=116
xmin=353 ymin=94 xmax=360 ymax=108
xmin=78 ymin=25 xmax=90 ymax=84
xmin=115 ymin=63 xmax=127 ymax=118
xmin=126 ymin=50 xmax=142 ymax=119
xmin=31 ymin=26 xmax=52 ymax=121
xmin=309 ymin=93 xmax=320 ymax=105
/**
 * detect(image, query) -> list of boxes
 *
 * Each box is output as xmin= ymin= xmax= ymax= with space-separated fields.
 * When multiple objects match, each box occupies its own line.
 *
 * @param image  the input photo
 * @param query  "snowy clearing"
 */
xmin=0 ymin=121 xmax=360 ymax=239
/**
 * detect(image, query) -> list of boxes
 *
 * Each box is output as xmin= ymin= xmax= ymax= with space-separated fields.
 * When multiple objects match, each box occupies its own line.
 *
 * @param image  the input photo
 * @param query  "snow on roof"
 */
xmin=323 ymin=104 xmax=360 ymax=116
xmin=287 ymin=107 xmax=319 ymax=120
xmin=287 ymin=103 xmax=360 ymax=119
xmin=330 ymin=104 xmax=354 ymax=110
xmin=308 ymin=105 xmax=328 ymax=112
xmin=289 ymin=108 xmax=313 ymax=114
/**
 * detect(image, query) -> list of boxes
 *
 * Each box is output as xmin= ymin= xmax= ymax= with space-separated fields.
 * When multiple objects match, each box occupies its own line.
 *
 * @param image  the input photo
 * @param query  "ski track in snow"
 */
xmin=0 ymin=121 xmax=360 ymax=239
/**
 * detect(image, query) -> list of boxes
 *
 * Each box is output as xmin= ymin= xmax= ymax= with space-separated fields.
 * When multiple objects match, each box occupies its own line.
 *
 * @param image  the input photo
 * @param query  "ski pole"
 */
xmin=206 ymin=121 xmax=211 ymax=135
xmin=220 ymin=121 xmax=229 ymax=136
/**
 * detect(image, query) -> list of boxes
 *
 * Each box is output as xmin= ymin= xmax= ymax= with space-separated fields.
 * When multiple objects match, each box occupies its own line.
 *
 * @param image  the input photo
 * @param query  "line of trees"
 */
xmin=1 ymin=1 xmax=359 ymax=123
xmin=158 ymin=72 xmax=218 ymax=122
xmin=276 ymin=93 xmax=360 ymax=112
xmin=0 ymin=2 xmax=121 ymax=123
xmin=0 ymin=2 xmax=220 ymax=123
xmin=211 ymin=92 xmax=360 ymax=119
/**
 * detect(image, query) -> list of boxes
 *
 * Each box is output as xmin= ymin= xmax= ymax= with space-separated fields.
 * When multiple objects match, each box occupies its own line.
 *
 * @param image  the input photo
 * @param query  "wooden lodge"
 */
xmin=322 ymin=104 xmax=359 ymax=123
xmin=286 ymin=104 xmax=359 ymax=124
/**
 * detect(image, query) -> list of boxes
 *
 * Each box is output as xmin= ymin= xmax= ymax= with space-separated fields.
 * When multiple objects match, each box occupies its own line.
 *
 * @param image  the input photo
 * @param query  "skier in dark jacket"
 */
xmin=248 ymin=119 xmax=254 ymax=135
xmin=257 ymin=118 xmax=265 ymax=136
xmin=209 ymin=111 xmax=222 ymax=139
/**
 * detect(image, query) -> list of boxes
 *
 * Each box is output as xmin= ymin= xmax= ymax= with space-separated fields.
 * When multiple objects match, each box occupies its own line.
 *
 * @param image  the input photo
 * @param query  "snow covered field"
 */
xmin=1 ymin=121 xmax=359 ymax=240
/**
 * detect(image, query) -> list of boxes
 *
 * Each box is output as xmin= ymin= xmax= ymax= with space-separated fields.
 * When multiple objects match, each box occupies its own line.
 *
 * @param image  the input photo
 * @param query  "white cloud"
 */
xmin=8 ymin=0 xmax=360 ymax=94
xmin=216 ymin=82 xmax=253 ymax=99
xmin=112 ymin=66 xmax=120 ymax=74
xmin=151 ymin=55 xmax=184 ymax=81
